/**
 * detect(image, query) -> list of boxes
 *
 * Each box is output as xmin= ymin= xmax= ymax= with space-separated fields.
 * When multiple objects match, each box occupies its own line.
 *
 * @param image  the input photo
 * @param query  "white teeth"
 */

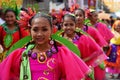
xmin=36 ymin=38 xmax=44 ymax=41
xmin=38 ymin=38 xmax=43 ymax=40
xmin=67 ymin=30 xmax=71 ymax=32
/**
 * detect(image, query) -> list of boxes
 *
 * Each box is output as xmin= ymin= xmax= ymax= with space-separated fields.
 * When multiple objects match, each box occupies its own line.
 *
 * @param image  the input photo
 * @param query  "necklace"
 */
xmin=28 ymin=46 xmax=57 ymax=63
xmin=94 ymin=22 xmax=99 ymax=28
xmin=64 ymin=33 xmax=80 ymax=43
xmin=2 ymin=23 xmax=19 ymax=34
xmin=37 ymin=52 xmax=47 ymax=63
xmin=72 ymin=33 xmax=80 ymax=43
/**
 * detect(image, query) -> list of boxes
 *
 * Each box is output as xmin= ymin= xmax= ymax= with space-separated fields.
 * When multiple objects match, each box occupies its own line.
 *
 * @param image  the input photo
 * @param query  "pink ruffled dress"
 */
xmin=94 ymin=22 xmax=114 ymax=42
xmin=83 ymin=25 xmax=108 ymax=47
xmin=73 ymin=34 xmax=107 ymax=80
xmin=0 ymin=46 xmax=90 ymax=80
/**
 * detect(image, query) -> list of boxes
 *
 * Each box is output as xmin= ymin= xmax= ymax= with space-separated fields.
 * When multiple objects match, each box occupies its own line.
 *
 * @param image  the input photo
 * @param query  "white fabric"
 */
xmin=0 ymin=18 xmax=5 ymax=25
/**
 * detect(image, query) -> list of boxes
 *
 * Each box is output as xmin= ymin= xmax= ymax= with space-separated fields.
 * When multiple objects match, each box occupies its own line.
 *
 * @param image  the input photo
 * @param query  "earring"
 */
xmin=49 ymin=38 xmax=54 ymax=45
xmin=30 ymin=39 xmax=35 ymax=44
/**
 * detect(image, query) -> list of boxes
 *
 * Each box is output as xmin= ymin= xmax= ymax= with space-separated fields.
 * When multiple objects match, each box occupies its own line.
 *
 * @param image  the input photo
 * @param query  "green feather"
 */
xmin=1 ymin=2 xmax=7 ymax=12
xmin=54 ymin=30 xmax=81 ymax=56
xmin=84 ymin=19 xmax=92 ymax=26
xmin=76 ymin=28 xmax=87 ymax=35
xmin=51 ymin=34 xmax=80 ymax=57
xmin=76 ymin=28 xmax=91 ymax=37
xmin=75 ymin=28 xmax=95 ymax=41
xmin=6 ymin=36 xmax=32 ymax=56
xmin=15 ymin=3 xmax=20 ymax=20
xmin=1 ymin=0 xmax=20 ymax=20
xmin=54 ymin=30 xmax=64 ymax=35
xmin=7 ymin=34 xmax=80 ymax=57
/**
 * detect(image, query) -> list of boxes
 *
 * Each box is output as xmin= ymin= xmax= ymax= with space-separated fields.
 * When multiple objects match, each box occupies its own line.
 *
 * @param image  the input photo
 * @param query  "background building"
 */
xmin=1 ymin=0 xmax=120 ymax=13
xmin=22 ymin=0 xmax=87 ymax=12
xmin=22 ymin=0 xmax=66 ymax=12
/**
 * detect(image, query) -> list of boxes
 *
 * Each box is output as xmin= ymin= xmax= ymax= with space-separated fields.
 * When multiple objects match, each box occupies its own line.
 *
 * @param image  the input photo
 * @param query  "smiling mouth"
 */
xmin=66 ymin=30 xmax=73 ymax=34
xmin=36 ymin=38 xmax=44 ymax=42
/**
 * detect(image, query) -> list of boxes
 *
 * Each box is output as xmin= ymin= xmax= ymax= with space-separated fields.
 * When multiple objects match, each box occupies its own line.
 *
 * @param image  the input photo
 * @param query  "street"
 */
xmin=105 ymin=73 xmax=119 ymax=80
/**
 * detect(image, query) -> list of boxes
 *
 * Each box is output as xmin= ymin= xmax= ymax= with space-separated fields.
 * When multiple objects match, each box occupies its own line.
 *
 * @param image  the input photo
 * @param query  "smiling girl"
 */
xmin=0 ymin=12 xmax=91 ymax=80
xmin=62 ymin=14 xmax=107 ymax=80
xmin=0 ymin=9 xmax=29 ymax=62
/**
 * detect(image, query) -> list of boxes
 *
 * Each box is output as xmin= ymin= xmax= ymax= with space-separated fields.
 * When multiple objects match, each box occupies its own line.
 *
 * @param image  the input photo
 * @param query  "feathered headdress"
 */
xmin=70 ymin=3 xmax=79 ymax=12
xmin=85 ymin=8 xmax=95 ymax=18
xmin=1 ymin=0 xmax=21 ymax=20
xmin=17 ymin=7 xmax=36 ymax=28
xmin=51 ymin=10 xmax=63 ymax=23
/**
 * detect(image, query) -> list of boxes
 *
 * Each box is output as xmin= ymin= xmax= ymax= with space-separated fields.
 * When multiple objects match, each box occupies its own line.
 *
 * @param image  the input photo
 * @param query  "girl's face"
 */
xmin=4 ymin=11 xmax=16 ymax=25
xmin=31 ymin=17 xmax=52 ymax=45
xmin=89 ymin=12 xmax=98 ymax=22
xmin=62 ymin=17 xmax=76 ymax=35
xmin=75 ymin=10 xmax=84 ymax=24
xmin=115 ymin=24 xmax=120 ymax=33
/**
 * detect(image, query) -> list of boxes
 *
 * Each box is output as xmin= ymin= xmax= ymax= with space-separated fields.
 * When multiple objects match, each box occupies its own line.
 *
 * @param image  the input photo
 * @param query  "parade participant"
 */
xmin=62 ymin=14 xmax=107 ymax=80
xmin=0 ymin=12 xmax=91 ymax=80
xmin=87 ymin=10 xmax=114 ymax=43
xmin=74 ymin=8 xmax=108 ymax=47
xmin=109 ymin=16 xmax=115 ymax=27
xmin=51 ymin=9 xmax=65 ymax=32
xmin=74 ymin=8 xmax=109 ymax=80
xmin=51 ymin=13 xmax=61 ymax=33
xmin=105 ymin=20 xmax=120 ymax=79
xmin=0 ymin=9 xmax=29 ymax=62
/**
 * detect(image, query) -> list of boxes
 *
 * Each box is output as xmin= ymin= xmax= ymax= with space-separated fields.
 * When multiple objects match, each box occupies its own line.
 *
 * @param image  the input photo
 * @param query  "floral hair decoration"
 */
xmin=17 ymin=7 xmax=36 ymax=29
xmin=1 ymin=0 xmax=20 ymax=20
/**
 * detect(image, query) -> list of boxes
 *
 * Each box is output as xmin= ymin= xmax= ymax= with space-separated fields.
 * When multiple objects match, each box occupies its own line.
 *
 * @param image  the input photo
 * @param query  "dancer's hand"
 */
xmin=0 ymin=45 xmax=3 ymax=53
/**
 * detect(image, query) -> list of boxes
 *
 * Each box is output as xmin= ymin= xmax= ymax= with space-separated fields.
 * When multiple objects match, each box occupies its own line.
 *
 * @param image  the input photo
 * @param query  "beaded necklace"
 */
xmin=64 ymin=33 xmax=80 ymax=43
xmin=28 ymin=46 xmax=57 ymax=63
xmin=2 ymin=23 xmax=19 ymax=34
xmin=94 ymin=22 xmax=99 ymax=28
xmin=72 ymin=33 xmax=80 ymax=43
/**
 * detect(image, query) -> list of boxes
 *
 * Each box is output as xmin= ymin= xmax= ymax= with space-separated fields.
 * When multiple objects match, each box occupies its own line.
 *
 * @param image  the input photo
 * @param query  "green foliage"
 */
xmin=51 ymin=34 xmax=80 ymax=57
xmin=7 ymin=34 xmax=80 ymax=57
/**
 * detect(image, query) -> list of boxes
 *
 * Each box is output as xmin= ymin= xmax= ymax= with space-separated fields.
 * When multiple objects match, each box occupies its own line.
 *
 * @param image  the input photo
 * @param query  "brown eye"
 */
xmin=63 ymin=23 xmax=74 ymax=26
xmin=42 ymin=28 xmax=48 ymax=31
xmin=75 ymin=14 xmax=78 ymax=17
xmin=33 ymin=28 xmax=38 ymax=32
xmin=63 ymin=23 xmax=68 ymax=26
xmin=70 ymin=23 xmax=74 ymax=26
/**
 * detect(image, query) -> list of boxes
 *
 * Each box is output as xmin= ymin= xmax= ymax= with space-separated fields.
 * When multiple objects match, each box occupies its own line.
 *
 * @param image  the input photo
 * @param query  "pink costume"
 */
xmin=83 ymin=25 xmax=108 ymax=47
xmin=94 ymin=22 xmax=114 ymax=42
xmin=0 ymin=46 xmax=90 ymax=80
xmin=86 ymin=22 xmax=113 ymax=80
xmin=73 ymin=34 xmax=107 ymax=80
